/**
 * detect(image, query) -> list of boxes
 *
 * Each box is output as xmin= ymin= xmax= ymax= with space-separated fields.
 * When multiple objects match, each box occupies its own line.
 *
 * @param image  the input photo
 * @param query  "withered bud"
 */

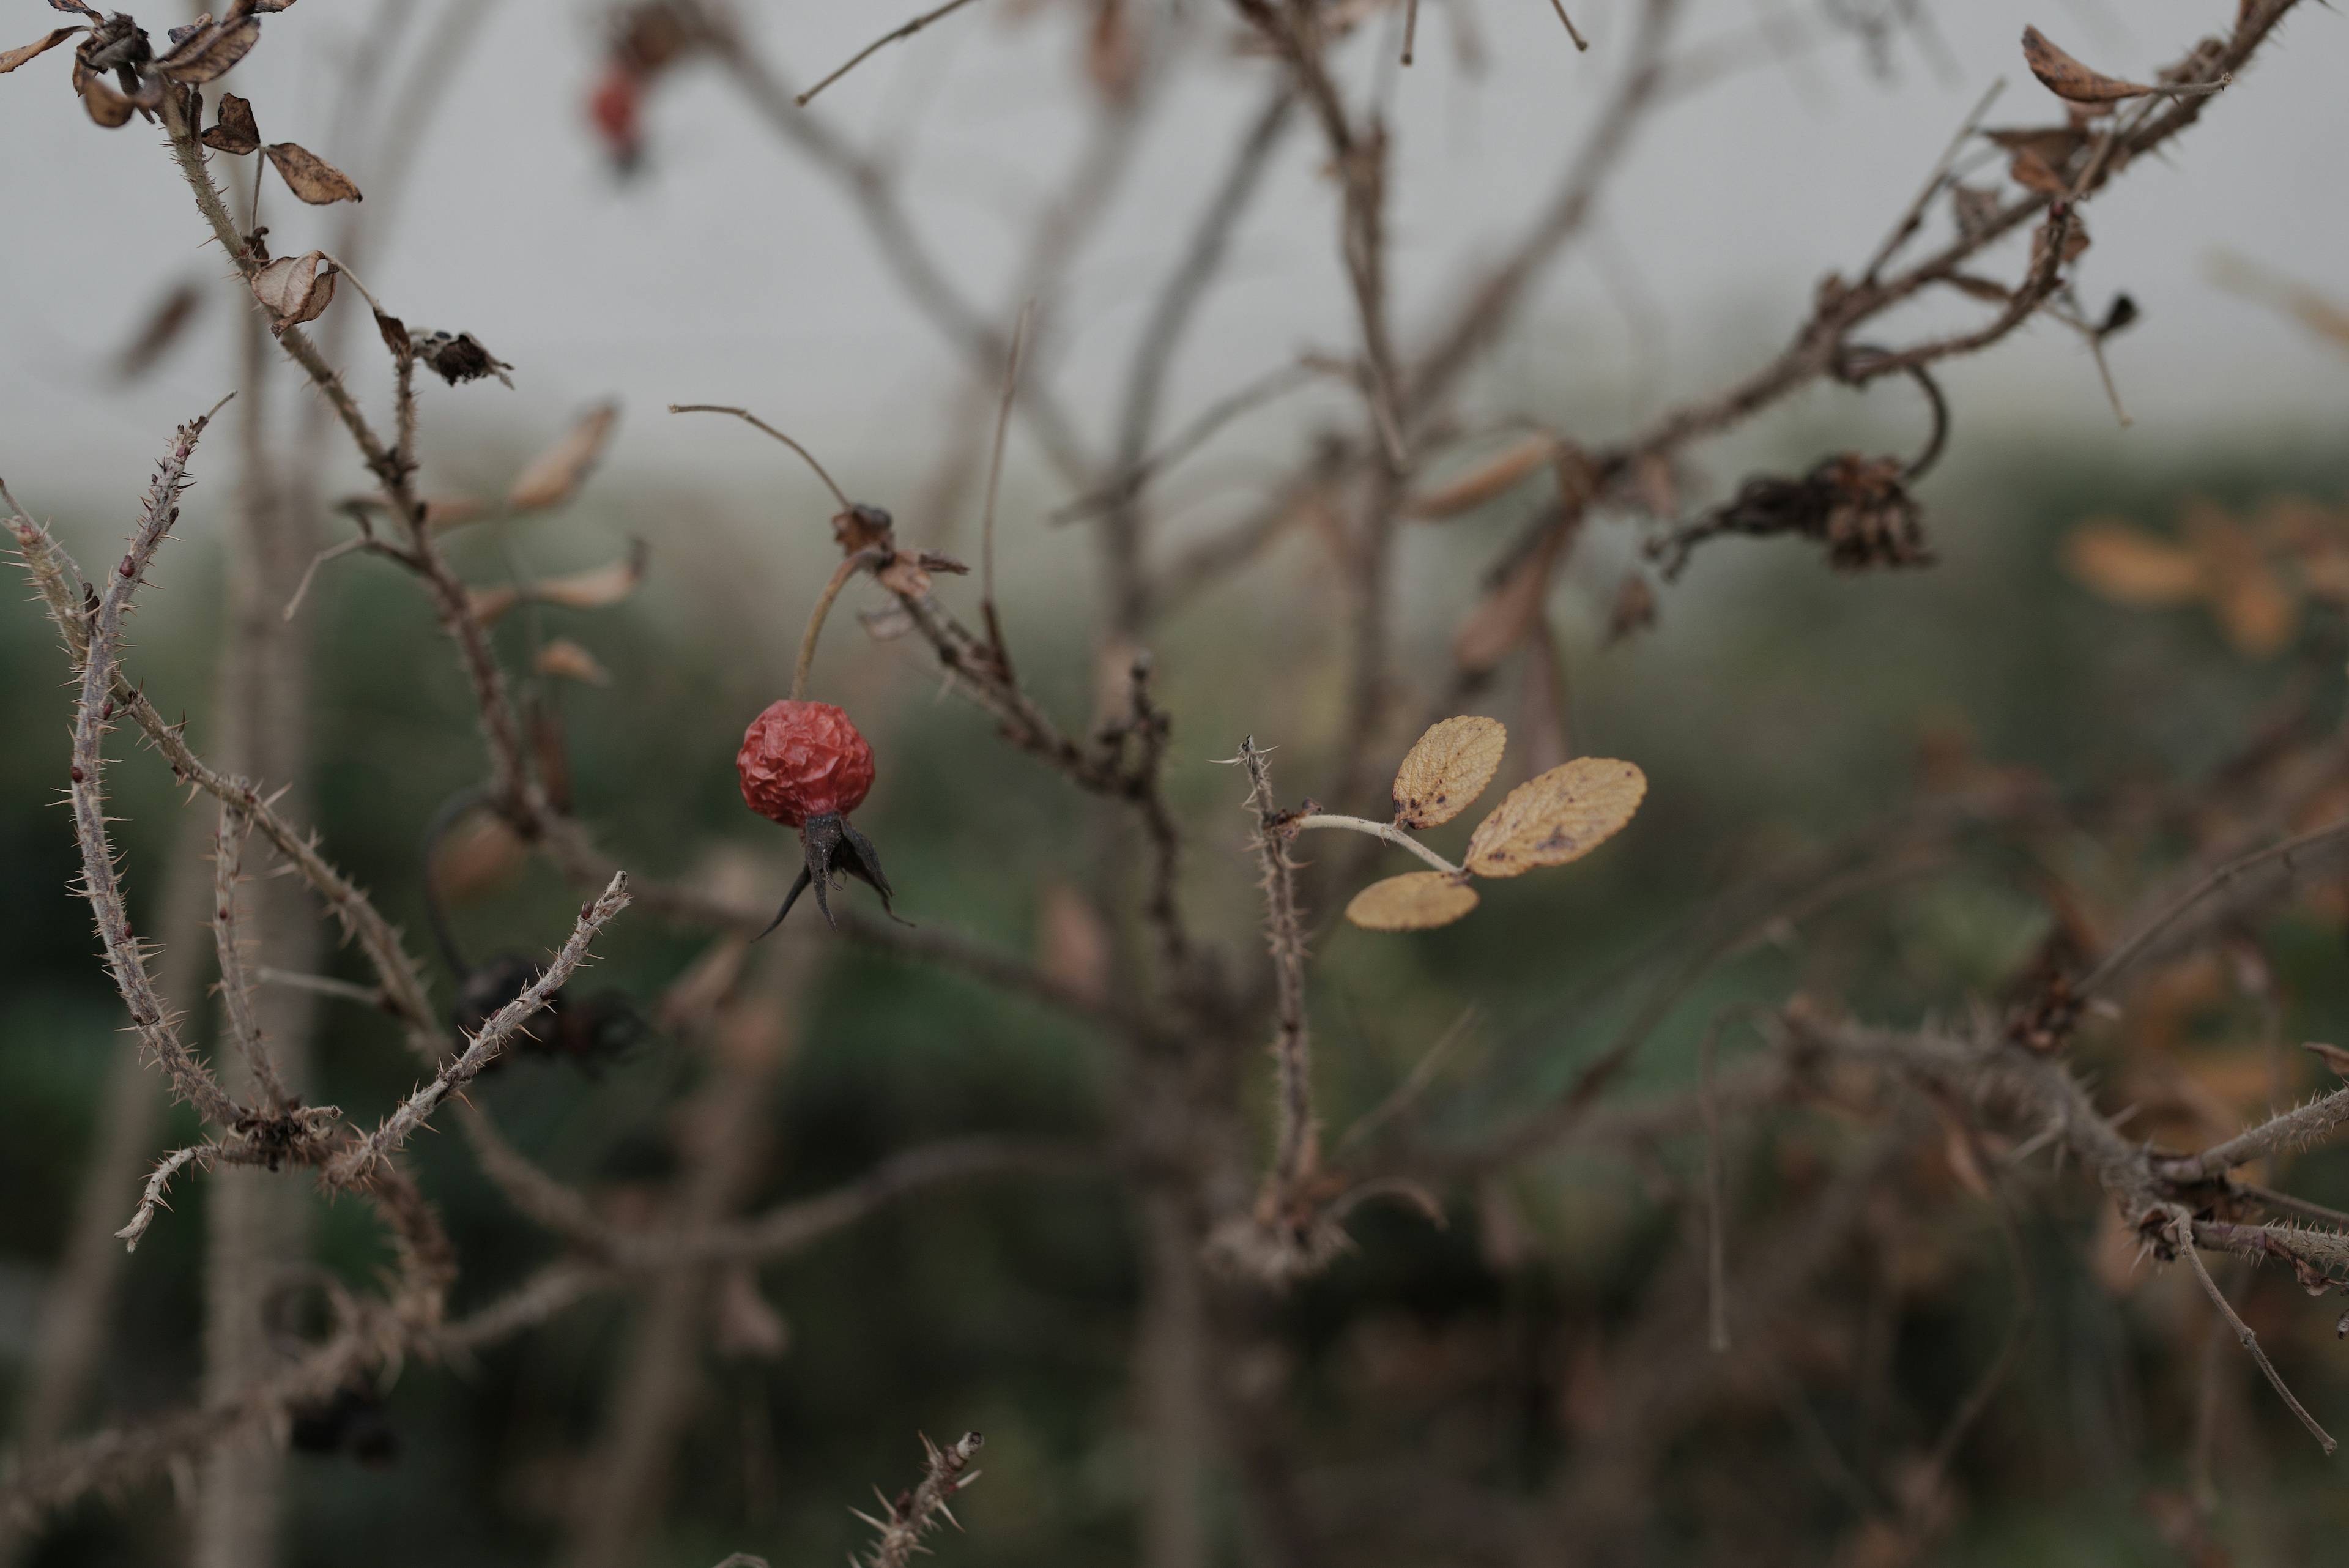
xmin=412 ymin=330 xmax=513 ymax=388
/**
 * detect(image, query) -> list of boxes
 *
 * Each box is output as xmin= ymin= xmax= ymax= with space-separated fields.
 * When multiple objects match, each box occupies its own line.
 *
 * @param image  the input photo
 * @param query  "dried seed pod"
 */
xmin=1464 ymin=757 xmax=1646 ymax=879
xmin=1392 ymin=716 xmax=1507 ymax=828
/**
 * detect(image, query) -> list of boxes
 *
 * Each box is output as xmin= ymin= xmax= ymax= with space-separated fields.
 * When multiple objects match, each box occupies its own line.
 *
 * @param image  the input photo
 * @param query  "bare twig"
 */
xmin=2168 ymin=1205 xmax=2337 ymax=1455
xmin=796 ymin=0 xmax=985 ymax=107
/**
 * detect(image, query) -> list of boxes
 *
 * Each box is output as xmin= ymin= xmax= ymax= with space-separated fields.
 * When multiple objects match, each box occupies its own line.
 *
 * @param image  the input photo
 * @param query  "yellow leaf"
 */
xmin=1465 ymin=757 xmax=1646 ymax=879
xmin=1392 ymin=716 xmax=1507 ymax=828
xmin=1346 ymin=872 xmax=1479 ymax=932
xmin=2063 ymin=521 xmax=2203 ymax=605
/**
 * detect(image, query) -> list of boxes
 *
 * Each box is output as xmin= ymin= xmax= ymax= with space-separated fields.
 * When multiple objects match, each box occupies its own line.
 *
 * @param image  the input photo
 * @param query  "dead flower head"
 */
xmin=1653 ymin=452 xmax=1933 ymax=580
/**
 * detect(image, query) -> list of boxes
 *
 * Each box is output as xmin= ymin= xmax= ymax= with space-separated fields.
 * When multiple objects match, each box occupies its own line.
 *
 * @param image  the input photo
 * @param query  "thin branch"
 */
xmin=212 ymin=804 xmax=292 ymax=1113
xmin=1239 ymin=739 xmax=1319 ymax=1199
xmin=2079 ymin=816 xmax=2349 ymax=999
xmin=979 ymin=301 xmax=1030 ymax=676
xmin=668 ymin=404 xmax=853 ymax=510
xmin=1292 ymin=813 xmax=1460 ymax=875
xmin=328 ymin=873 xmax=630 ymax=1185
xmin=858 ymin=1432 xmax=985 ymax=1568
xmin=796 ymin=0 xmax=985 ymax=108
xmin=63 ymin=404 xmax=246 ymax=1132
xmin=2169 ymin=1205 xmax=2337 ymax=1455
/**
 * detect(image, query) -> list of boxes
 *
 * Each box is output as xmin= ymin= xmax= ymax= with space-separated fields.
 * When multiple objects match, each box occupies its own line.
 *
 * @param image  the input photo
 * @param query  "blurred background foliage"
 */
xmin=9 ymin=412 xmax=2349 ymax=1566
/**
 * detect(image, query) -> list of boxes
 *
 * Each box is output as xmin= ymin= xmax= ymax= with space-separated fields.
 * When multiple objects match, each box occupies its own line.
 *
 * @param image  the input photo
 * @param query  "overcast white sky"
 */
xmin=1 ymin=0 xmax=2342 ymax=530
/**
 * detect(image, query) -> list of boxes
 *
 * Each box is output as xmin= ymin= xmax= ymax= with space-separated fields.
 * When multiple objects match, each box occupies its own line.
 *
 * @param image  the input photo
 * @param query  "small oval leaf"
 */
xmin=1465 ymin=757 xmax=1646 ymax=879
xmin=1346 ymin=872 xmax=1479 ymax=932
xmin=264 ymin=141 xmax=362 ymax=204
xmin=2021 ymin=25 xmax=2155 ymax=105
xmin=1392 ymin=716 xmax=1507 ymax=828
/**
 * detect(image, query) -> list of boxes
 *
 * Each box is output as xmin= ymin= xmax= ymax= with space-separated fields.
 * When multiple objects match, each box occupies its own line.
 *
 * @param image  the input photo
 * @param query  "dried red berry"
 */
xmin=737 ymin=700 xmax=896 ymax=934
xmin=738 ymin=700 xmax=875 ymax=827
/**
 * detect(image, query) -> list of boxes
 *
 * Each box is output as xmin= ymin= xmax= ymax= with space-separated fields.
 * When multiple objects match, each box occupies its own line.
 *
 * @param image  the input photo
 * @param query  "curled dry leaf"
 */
xmin=1392 ymin=715 xmax=1507 ymax=828
xmin=0 ymin=26 xmax=80 ymax=73
xmin=1406 ymin=435 xmax=1556 ymax=519
xmin=1450 ymin=519 xmax=1571 ymax=674
xmin=2064 ymin=521 xmax=2202 ymax=604
xmin=534 ymin=636 xmax=612 ymax=686
xmin=251 ymin=250 xmax=336 ymax=331
xmin=507 ymin=403 xmax=618 ymax=512
xmin=1464 ymin=757 xmax=1646 ymax=879
xmin=263 ymin=141 xmax=362 ymax=204
xmin=1346 ymin=871 xmax=1480 ymax=932
xmin=2021 ymin=26 xmax=2155 ymax=105
xmin=200 ymin=90 xmax=258 ymax=153
xmin=154 ymin=12 xmax=258 ymax=81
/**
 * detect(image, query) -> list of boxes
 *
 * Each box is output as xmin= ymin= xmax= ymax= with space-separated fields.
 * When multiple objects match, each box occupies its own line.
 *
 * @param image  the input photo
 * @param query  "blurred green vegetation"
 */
xmin=8 ymin=426 xmax=2349 ymax=1566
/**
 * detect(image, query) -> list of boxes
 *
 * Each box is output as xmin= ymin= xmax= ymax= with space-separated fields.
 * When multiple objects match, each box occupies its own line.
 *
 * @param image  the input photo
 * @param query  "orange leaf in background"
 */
xmin=1346 ymin=872 xmax=1479 ymax=932
xmin=2063 ymin=521 xmax=2203 ymax=604
xmin=2021 ymin=25 xmax=2156 ymax=105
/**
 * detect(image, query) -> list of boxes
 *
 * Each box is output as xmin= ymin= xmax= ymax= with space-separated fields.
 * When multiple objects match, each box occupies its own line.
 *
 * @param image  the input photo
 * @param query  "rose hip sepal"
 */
xmin=736 ymin=699 xmax=897 ymax=935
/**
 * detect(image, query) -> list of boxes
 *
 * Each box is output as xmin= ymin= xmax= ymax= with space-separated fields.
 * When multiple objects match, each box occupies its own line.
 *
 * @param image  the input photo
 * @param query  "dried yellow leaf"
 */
xmin=1392 ymin=716 xmax=1507 ymax=828
xmin=1346 ymin=872 xmax=1479 ymax=932
xmin=1464 ymin=757 xmax=1646 ymax=879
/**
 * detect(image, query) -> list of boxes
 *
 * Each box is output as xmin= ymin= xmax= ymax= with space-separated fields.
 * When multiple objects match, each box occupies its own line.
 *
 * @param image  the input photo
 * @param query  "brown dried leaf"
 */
xmin=429 ymin=809 xmax=527 ymax=902
xmin=2304 ymin=1042 xmax=2349 ymax=1079
xmin=2008 ymin=147 xmax=2068 ymax=196
xmin=1605 ymin=573 xmax=1656 ymax=645
xmin=1946 ymin=273 xmax=2013 ymax=304
xmin=2063 ymin=521 xmax=2203 ymax=604
xmin=201 ymin=91 xmax=258 ymax=153
xmin=1631 ymin=451 xmax=1679 ymax=520
xmin=155 ymin=12 xmax=258 ymax=81
xmin=1392 ymin=716 xmax=1507 ymax=828
xmin=534 ymin=636 xmax=611 ymax=686
xmin=73 ymin=61 xmax=136 ymax=126
xmin=250 ymin=250 xmax=336 ymax=330
xmin=423 ymin=496 xmax=487 ymax=531
xmin=112 ymin=280 xmax=202 ymax=382
xmin=507 ymin=403 xmax=617 ymax=512
xmin=1405 ymin=436 xmax=1556 ymax=519
xmin=1036 ymin=881 xmax=1113 ymax=1006
xmin=710 ymin=1266 xmax=790 ymax=1361
xmin=1346 ymin=872 xmax=1480 ymax=932
xmin=0 ymin=26 xmax=80 ymax=73
xmin=1464 ymin=756 xmax=1646 ymax=879
xmin=2021 ymin=25 xmax=2156 ymax=105
xmin=264 ymin=141 xmax=362 ymax=204
xmin=1450 ymin=521 xmax=1570 ymax=674
xmin=533 ymin=541 xmax=647 ymax=611
xmin=469 ymin=541 xmax=647 ymax=626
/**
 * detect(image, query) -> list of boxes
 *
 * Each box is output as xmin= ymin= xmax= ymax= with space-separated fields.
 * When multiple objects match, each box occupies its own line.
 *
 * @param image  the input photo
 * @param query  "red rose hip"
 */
xmin=737 ymin=699 xmax=896 ymax=935
xmin=738 ymin=700 xmax=875 ymax=827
